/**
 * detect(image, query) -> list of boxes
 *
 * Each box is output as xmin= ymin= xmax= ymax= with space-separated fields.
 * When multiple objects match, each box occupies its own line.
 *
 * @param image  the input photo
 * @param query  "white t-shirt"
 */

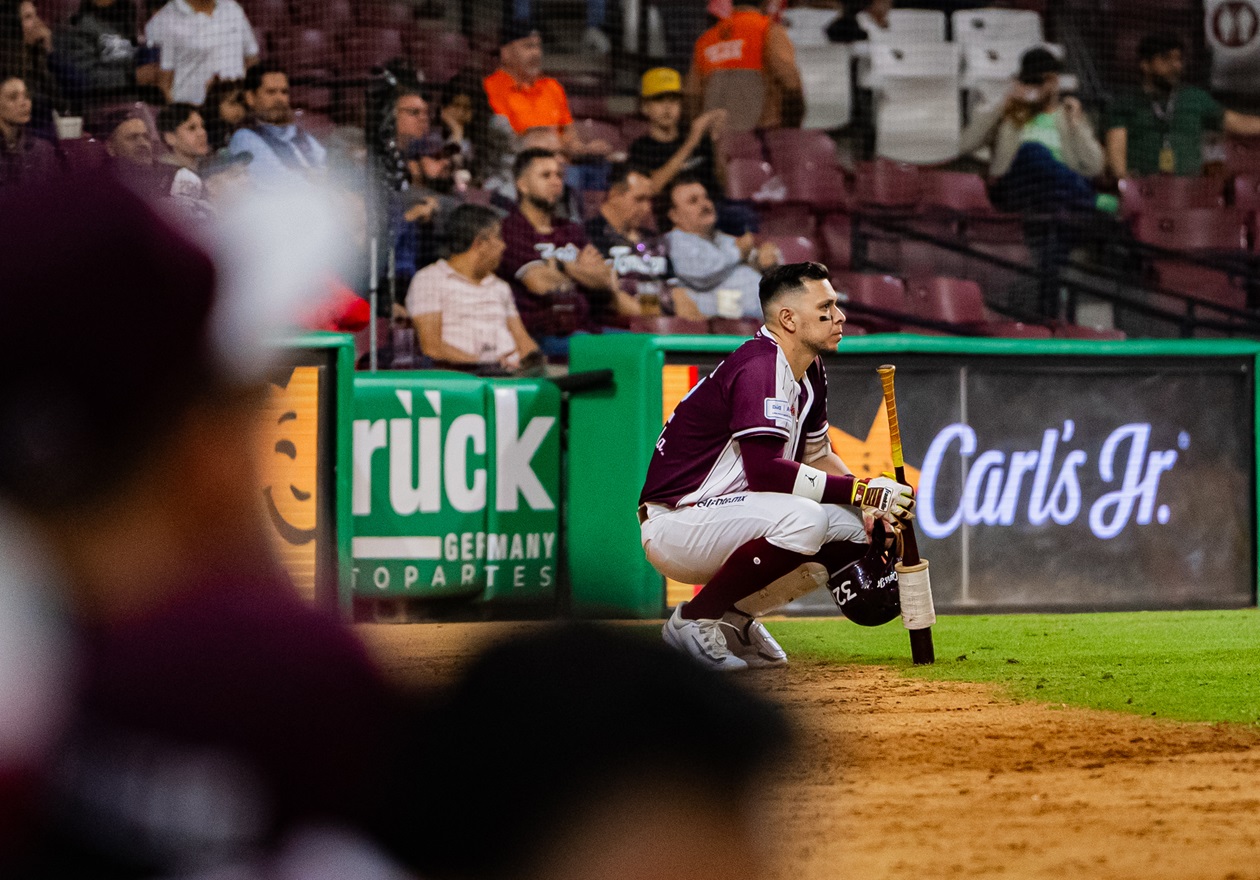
xmin=145 ymin=0 xmax=259 ymax=105
xmin=406 ymin=260 xmax=521 ymax=365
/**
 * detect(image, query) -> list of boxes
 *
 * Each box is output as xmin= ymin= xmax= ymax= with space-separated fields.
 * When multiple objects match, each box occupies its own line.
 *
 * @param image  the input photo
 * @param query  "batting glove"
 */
xmin=852 ymin=476 xmax=915 ymax=520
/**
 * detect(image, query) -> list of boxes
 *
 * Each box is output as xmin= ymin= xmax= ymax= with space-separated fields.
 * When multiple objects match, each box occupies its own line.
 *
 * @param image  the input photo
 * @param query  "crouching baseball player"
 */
xmin=638 ymin=262 xmax=915 ymax=671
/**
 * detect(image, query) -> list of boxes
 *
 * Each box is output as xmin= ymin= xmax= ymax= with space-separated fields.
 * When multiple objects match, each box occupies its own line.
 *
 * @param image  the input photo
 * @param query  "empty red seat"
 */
xmin=57 ymin=137 xmax=108 ymax=172
xmin=629 ymin=316 xmax=710 ymax=335
xmin=241 ymin=0 xmax=290 ymax=31
xmin=920 ymin=170 xmax=995 ymax=214
xmin=820 ymin=212 xmax=852 ymax=269
xmin=759 ymin=234 xmax=819 ymax=264
xmin=341 ymin=28 xmax=405 ymax=76
xmin=1233 ymin=174 xmax=1260 ymax=215
xmin=831 ymin=272 xmax=908 ymax=332
xmin=783 ymin=161 xmax=850 ymax=211
xmin=758 ymin=203 xmax=815 ymax=237
xmin=1118 ymin=176 xmax=1224 ymax=218
xmin=290 ymin=85 xmax=332 ymax=113
xmin=906 ymin=276 xmax=1050 ymax=337
xmin=719 ymin=130 xmax=764 ymax=162
xmin=411 ymin=29 xmax=473 ymax=83
xmin=274 ymin=28 xmax=335 ymax=78
xmin=1225 ymin=135 xmax=1260 ymax=175
xmin=763 ymin=128 xmax=838 ymax=171
xmin=724 ymin=159 xmax=786 ymax=204
xmin=355 ymin=0 xmax=413 ymax=27
xmin=570 ymin=119 xmax=624 ymax=156
xmin=854 ymin=159 xmax=921 ymax=210
xmin=1132 ymin=208 xmax=1248 ymax=252
xmin=292 ymin=0 xmax=352 ymax=28
xmin=1152 ymin=263 xmax=1248 ymax=315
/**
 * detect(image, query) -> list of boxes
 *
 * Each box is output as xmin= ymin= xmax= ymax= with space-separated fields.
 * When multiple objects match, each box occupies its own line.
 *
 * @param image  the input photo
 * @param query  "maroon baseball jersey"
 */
xmin=499 ymin=207 xmax=603 ymax=338
xmin=640 ymin=329 xmax=830 ymax=507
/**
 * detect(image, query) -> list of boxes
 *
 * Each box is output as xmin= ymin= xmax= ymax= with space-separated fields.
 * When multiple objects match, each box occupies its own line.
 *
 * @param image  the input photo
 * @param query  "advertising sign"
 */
xmin=665 ymin=354 xmax=1256 ymax=612
xmin=352 ymin=374 xmax=560 ymax=602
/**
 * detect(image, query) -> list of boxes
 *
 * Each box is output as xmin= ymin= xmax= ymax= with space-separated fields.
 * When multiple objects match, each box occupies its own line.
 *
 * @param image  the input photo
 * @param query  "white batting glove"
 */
xmin=851 ymin=476 xmax=915 ymax=520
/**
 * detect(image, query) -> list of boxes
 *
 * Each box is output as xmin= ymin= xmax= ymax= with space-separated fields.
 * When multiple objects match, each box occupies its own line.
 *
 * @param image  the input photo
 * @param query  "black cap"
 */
xmin=500 ymin=17 xmax=538 ymax=47
xmin=1018 ymin=47 xmax=1064 ymax=85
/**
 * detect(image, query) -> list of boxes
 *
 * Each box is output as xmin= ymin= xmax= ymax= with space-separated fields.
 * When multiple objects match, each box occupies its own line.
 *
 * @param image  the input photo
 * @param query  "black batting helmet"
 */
xmin=828 ymin=521 xmax=901 ymax=626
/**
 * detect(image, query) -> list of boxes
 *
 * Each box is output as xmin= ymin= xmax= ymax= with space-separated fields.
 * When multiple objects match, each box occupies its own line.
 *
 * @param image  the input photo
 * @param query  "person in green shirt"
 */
xmin=1105 ymin=32 xmax=1260 ymax=177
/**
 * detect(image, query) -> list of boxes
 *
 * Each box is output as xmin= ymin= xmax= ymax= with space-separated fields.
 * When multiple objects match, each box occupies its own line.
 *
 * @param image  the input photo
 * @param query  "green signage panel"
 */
xmin=351 ymin=372 xmax=560 ymax=604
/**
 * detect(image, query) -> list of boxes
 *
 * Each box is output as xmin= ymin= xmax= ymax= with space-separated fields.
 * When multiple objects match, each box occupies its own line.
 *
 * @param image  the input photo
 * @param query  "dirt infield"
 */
xmin=362 ymin=624 xmax=1260 ymax=880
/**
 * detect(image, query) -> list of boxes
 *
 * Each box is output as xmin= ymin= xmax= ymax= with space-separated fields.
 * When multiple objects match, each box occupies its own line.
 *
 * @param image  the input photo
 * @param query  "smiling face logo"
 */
xmin=259 ymin=366 xmax=321 ymax=598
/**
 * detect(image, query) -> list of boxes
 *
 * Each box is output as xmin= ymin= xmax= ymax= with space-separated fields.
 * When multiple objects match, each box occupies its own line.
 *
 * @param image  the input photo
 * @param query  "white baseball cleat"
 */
xmin=721 ymin=610 xmax=789 ymax=668
xmin=662 ymin=603 xmax=749 ymax=672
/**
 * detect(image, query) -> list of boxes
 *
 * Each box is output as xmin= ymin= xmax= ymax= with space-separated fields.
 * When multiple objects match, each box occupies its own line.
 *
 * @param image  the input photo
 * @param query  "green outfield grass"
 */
xmin=773 ymin=610 xmax=1260 ymax=725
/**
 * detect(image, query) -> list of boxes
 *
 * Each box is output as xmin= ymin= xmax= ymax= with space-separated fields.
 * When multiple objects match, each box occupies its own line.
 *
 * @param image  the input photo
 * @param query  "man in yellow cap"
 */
xmin=627 ymin=67 xmax=727 ymax=200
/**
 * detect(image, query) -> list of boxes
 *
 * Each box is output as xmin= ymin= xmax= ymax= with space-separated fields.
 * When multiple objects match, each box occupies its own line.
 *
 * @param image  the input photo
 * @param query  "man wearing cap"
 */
xmin=959 ymin=46 xmax=1107 ymax=213
xmin=405 ymin=130 xmax=466 ymax=271
xmin=482 ymin=19 xmax=612 ymax=162
xmin=628 ymin=68 xmax=727 ymax=198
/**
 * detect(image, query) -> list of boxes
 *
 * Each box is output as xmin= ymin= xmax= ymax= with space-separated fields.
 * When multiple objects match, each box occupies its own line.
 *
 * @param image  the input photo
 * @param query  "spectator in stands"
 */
xmin=157 ymin=101 xmax=207 ymax=171
xmin=499 ymin=147 xmax=637 ymax=353
xmin=407 ymin=203 xmax=543 ymax=375
xmin=664 ymin=173 xmax=779 ymax=318
xmin=506 ymin=0 xmax=611 ymax=55
xmin=437 ymin=78 xmax=475 ymax=172
xmin=144 ymin=0 xmax=259 ymax=105
xmin=1 ymin=1 xmax=64 ymax=136
xmin=482 ymin=19 xmax=612 ymax=161
xmin=825 ymin=0 xmax=890 ymax=42
xmin=628 ymin=67 xmax=726 ymax=198
xmin=228 ymin=62 xmax=327 ymax=185
xmin=394 ymin=85 xmax=429 ymax=156
xmin=0 ymin=73 xmax=56 ymax=186
xmin=960 ymin=47 xmax=1109 ymax=214
xmin=55 ymin=0 xmax=160 ymax=108
xmin=688 ymin=2 xmax=803 ymax=132
xmin=1105 ymin=32 xmax=1260 ymax=178
xmin=202 ymin=75 xmax=246 ymax=149
xmin=405 ymin=130 xmax=465 ymax=271
xmin=586 ymin=163 xmax=704 ymax=319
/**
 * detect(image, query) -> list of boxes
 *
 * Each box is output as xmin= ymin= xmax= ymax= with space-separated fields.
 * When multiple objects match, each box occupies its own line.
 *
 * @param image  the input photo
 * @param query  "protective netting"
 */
xmin=5 ymin=0 xmax=1260 ymax=355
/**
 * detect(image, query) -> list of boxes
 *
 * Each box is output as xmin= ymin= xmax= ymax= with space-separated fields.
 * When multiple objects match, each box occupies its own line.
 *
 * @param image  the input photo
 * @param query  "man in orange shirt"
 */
xmin=482 ymin=19 xmax=612 ymax=161
xmin=687 ymin=2 xmax=803 ymax=131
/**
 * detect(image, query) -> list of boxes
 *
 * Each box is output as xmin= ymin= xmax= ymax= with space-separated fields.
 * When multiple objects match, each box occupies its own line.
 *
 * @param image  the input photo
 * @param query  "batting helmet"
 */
xmin=828 ymin=521 xmax=901 ymax=627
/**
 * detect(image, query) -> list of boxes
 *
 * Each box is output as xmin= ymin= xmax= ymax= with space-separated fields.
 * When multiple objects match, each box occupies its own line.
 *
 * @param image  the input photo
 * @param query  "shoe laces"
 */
xmin=695 ymin=617 xmax=740 ymax=656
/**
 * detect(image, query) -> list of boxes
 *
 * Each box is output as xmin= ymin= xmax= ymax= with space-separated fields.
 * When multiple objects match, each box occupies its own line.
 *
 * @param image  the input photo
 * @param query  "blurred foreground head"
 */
xmin=386 ymin=624 xmax=793 ymax=880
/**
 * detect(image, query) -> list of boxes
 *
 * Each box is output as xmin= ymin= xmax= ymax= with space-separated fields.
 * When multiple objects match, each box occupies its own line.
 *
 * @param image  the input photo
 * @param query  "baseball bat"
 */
xmin=876 ymin=365 xmax=935 ymax=665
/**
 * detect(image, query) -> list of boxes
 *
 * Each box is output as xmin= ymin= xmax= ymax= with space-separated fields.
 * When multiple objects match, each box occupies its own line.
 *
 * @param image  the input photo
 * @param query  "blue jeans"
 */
xmin=989 ymin=142 xmax=1096 ymax=215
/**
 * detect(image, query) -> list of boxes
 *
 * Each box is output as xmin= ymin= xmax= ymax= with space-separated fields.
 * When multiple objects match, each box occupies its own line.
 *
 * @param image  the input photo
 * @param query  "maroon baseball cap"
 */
xmin=0 ymin=172 xmax=218 ymax=510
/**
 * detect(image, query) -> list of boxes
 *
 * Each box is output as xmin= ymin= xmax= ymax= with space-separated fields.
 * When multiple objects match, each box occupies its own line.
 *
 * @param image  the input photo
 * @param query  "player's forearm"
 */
xmin=742 ymin=436 xmax=858 ymax=504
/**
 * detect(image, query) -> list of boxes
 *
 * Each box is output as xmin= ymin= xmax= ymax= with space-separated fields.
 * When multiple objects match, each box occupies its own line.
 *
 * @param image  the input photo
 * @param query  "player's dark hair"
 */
xmin=447 ymin=203 xmax=503 ymax=255
xmin=243 ymin=60 xmax=287 ymax=94
xmin=513 ymin=146 xmax=557 ymax=181
xmin=1138 ymin=33 xmax=1183 ymax=63
xmin=759 ymin=261 xmax=831 ymax=312
xmin=157 ymin=102 xmax=200 ymax=135
xmin=374 ymin=624 xmax=792 ymax=880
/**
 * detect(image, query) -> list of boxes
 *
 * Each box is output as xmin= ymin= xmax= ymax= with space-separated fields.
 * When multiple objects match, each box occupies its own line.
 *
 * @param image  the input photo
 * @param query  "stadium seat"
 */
xmin=570 ymin=119 xmax=624 ymax=157
xmin=724 ymin=159 xmax=787 ymax=204
xmin=292 ymin=0 xmax=352 ymax=28
xmin=1118 ymin=176 xmax=1225 ymax=218
xmin=1131 ymin=208 xmax=1249 ymax=252
xmin=340 ymin=28 xmax=405 ymax=77
xmin=1225 ymin=136 xmax=1260 ymax=175
xmin=763 ymin=129 xmax=839 ymax=170
xmin=1232 ymin=174 xmax=1260 ymax=215
xmin=354 ymin=0 xmax=413 ymax=27
xmin=290 ymin=85 xmax=332 ymax=113
xmin=619 ymin=117 xmax=650 ymax=143
xmin=869 ymin=9 xmax=948 ymax=42
xmin=783 ymin=161 xmax=851 ymax=211
xmin=1152 ymin=263 xmax=1248 ymax=313
xmin=240 ymin=0 xmax=291 ymax=31
xmin=759 ymin=203 xmax=816 ymax=237
xmin=831 ymin=271 xmax=909 ymax=332
xmin=795 ymin=44 xmax=852 ymax=130
xmin=274 ymin=28 xmax=336 ymax=79
xmin=951 ymin=9 xmax=1043 ymax=45
xmin=760 ymin=234 xmax=819 ymax=265
xmin=920 ymin=170 xmax=996 ymax=214
xmin=907 ymin=276 xmax=1051 ymax=337
xmin=411 ymin=29 xmax=472 ymax=84
xmin=853 ymin=159 xmax=922 ymax=210
xmin=56 ymin=137 xmax=108 ymax=173
xmin=719 ymin=130 xmax=764 ymax=162
xmin=820 ymin=212 xmax=853 ymax=269
xmin=37 ymin=0 xmax=79 ymax=27
xmin=869 ymin=43 xmax=962 ymax=164
xmin=629 ymin=316 xmax=710 ymax=335
xmin=780 ymin=6 xmax=839 ymax=47
xmin=709 ymin=317 xmax=763 ymax=336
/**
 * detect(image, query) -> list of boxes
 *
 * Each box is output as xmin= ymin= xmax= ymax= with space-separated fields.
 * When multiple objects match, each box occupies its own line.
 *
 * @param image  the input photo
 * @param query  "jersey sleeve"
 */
xmin=726 ymin=354 xmax=792 ymax=441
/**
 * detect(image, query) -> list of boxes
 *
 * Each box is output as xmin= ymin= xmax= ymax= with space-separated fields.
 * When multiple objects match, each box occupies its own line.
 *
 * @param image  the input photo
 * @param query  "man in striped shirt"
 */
xmin=406 ymin=204 xmax=542 ymax=374
xmin=640 ymin=262 xmax=915 ymax=670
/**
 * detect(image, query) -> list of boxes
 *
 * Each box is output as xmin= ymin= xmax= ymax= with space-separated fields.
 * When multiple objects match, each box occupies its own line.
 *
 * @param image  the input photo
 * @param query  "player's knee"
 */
xmin=767 ymin=499 xmax=830 ymax=554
